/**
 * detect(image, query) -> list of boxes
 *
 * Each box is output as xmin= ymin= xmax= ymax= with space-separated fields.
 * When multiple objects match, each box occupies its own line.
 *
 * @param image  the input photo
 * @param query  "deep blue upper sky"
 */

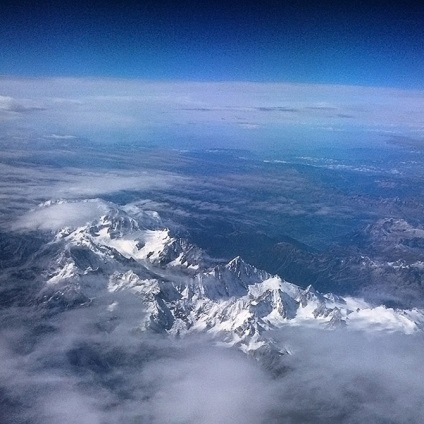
xmin=1 ymin=0 xmax=424 ymax=88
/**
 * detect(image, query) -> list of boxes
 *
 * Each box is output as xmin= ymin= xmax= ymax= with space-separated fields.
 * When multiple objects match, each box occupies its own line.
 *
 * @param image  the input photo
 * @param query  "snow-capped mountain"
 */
xmin=17 ymin=200 xmax=424 ymax=358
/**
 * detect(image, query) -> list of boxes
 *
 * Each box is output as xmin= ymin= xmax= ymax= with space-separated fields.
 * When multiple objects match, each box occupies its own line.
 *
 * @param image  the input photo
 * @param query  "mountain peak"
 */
xmin=225 ymin=256 xmax=271 ymax=281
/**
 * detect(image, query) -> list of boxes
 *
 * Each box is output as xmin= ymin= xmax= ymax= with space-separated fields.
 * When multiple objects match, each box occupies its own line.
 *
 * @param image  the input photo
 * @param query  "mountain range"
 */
xmin=7 ymin=199 xmax=423 ymax=368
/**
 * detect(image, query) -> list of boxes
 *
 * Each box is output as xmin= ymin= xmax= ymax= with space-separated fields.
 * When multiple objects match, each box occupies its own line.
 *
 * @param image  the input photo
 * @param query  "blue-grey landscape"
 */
xmin=1 ymin=1 xmax=424 ymax=423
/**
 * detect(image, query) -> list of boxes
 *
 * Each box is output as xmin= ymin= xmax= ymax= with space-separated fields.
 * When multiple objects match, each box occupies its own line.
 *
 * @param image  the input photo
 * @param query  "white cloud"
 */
xmin=12 ymin=200 xmax=110 ymax=231
xmin=142 ymin=345 xmax=276 ymax=424
xmin=2 ymin=303 xmax=424 ymax=424
xmin=269 ymin=327 xmax=424 ymax=423
xmin=46 ymin=134 xmax=77 ymax=140
xmin=0 ymin=94 xmax=45 ymax=114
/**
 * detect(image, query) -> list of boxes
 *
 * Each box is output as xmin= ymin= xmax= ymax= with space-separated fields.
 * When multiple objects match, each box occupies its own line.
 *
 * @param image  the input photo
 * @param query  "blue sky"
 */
xmin=1 ymin=0 xmax=424 ymax=88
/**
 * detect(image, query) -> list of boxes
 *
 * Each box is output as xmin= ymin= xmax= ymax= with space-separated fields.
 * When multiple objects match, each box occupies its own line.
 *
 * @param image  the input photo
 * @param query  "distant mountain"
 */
xmin=192 ymin=217 xmax=424 ymax=309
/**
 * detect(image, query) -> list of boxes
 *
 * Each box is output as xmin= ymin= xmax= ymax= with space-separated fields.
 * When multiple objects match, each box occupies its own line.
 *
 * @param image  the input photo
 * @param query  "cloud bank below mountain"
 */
xmin=1 ymin=300 xmax=424 ymax=424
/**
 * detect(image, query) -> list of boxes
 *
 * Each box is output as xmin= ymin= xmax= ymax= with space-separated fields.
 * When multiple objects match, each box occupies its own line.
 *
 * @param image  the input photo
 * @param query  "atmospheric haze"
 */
xmin=1 ymin=76 xmax=424 ymax=424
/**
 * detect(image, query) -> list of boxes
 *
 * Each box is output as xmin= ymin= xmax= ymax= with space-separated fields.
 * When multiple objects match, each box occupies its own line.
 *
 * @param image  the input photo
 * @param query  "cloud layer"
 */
xmin=1 ymin=298 xmax=424 ymax=424
xmin=1 ymin=77 xmax=423 ymax=146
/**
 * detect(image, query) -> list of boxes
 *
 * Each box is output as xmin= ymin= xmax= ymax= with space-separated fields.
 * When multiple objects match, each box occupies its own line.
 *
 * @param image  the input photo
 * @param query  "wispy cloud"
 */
xmin=0 ymin=160 xmax=187 ymax=230
xmin=12 ymin=200 xmax=110 ymax=231
xmin=46 ymin=134 xmax=78 ymax=140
